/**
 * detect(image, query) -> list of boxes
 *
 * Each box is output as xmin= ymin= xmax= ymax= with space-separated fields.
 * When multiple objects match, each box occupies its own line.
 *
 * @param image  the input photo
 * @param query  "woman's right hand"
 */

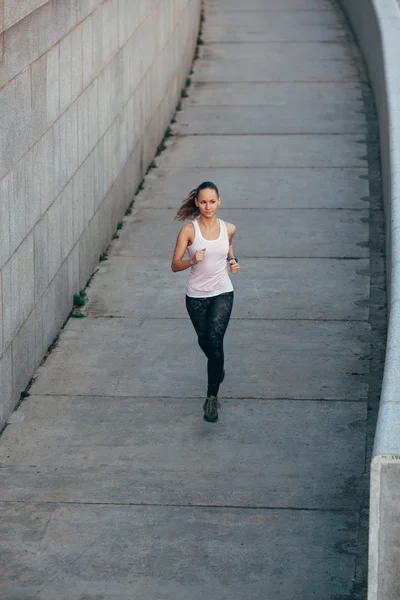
xmin=193 ymin=248 xmax=206 ymax=264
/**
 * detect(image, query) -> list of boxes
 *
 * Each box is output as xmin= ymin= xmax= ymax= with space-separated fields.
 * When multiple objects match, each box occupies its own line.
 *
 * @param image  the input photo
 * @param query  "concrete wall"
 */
xmin=0 ymin=0 xmax=200 ymax=426
xmin=337 ymin=1 xmax=400 ymax=598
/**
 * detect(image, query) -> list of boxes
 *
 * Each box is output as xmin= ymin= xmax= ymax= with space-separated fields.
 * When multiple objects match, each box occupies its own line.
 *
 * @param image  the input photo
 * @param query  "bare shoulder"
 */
xmin=181 ymin=222 xmax=194 ymax=235
xmin=180 ymin=222 xmax=193 ymax=233
xmin=178 ymin=222 xmax=195 ymax=243
xmin=224 ymin=221 xmax=237 ymax=237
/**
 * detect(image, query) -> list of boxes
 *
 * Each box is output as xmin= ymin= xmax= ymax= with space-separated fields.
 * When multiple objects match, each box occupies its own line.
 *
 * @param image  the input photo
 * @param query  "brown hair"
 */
xmin=174 ymin=181 xmax=220 ymax=221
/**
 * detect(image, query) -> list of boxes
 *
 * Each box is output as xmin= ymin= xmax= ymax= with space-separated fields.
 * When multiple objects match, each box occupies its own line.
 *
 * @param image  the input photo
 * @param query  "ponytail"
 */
xmin=174 ymin=188 xmax=199 ymax=221
xmin=174 ymin=181 xmax=220 ymax=221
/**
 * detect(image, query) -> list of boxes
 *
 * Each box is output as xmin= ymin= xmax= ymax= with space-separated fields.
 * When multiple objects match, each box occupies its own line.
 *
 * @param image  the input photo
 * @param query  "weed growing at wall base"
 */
xmin=73 ymin=290 xmax=86 ymax=307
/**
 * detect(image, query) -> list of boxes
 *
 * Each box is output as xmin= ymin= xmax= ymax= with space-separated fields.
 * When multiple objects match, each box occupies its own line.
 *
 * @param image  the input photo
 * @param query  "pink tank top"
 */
xmin=186 ymin=218 xmax=234 ymax=298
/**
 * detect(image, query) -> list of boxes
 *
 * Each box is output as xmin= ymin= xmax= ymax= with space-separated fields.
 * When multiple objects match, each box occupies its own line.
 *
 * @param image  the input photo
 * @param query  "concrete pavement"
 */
xmin=0 ymin=1 xmax=384 ymax=598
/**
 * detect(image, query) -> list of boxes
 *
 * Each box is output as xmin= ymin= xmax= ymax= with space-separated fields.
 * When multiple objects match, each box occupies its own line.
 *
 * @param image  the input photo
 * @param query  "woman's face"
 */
xmin=196 ymin=188 xmax=221 ymax=218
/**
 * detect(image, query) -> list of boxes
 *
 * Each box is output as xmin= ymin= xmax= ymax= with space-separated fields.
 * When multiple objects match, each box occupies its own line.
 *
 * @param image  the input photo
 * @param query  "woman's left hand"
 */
xmin=229 ymin=259 xmax=240 ymax=274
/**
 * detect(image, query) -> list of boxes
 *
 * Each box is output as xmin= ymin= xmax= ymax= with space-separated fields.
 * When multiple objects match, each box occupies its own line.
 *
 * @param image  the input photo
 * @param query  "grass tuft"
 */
xmin=73 ymin=290 xmax=86 ymax=307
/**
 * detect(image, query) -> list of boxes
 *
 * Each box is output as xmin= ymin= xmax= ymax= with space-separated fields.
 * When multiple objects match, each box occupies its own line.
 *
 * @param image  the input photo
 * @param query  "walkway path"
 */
xmin=0 ymin=1 xmax=381 ymax=598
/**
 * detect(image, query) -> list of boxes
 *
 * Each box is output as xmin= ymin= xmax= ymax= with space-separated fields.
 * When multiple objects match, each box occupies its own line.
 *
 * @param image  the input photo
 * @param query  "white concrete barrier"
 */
xmin=338 ymin=1 xmax=400 ymax=598
xmin=0 ymin=1 xmax=200 ymax=427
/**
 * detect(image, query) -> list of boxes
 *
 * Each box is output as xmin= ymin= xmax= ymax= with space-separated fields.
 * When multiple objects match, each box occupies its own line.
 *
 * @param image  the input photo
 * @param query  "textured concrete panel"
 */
xmin=157 ymin=135 xmax=367 ymax=168
xmin=0 ymin=502 xmax=361 ymax=600
xmin=40 ymin=262 xmax=72 ymax=352
xmin=31 ymin=317 xmax=370 ymax=400
xmin=0 ymin=348 xmax=13 ymax=426
xmin=77 ymin=88 xmax=92 ymax=165
xmin=53 ymin=103 xmax=78 ymax=196
xmin=47 ymin=196 xmax=62 ymax=282
xmin=24 ymin=148 xmax=41 ymax=233
xmin=76 ymin=0 xmax=103 ymax=24
xmin=18 ymin=232 xmax=35 ymax=323
xmin=9 ymin=164 xmax=26 ymax=254
xmin=59 ymin=32 xmax=72 ymax=114
xmin=1 ymin=5 xmax=40 ymax=89
xmin=31 ymin=53 xmax=47 ymax=141
xmin=112 ymin=207 xmax=369 ymax=258
xmin=81 ymin=12 xmax=94 ymax=89
xmin=0 ymin=274 xmax=2 ymax=354
xmin=102 ymin=0 xmax=119 ymax=64
xmin=37 ymin=1 xmax=59 ymax=56
xmin=0 ymin=71 xmax=31 ymax=179
xmin=141 ymin=166 xmax=369 ymax=209
xmin=2 ymin=235 xmax=35 ymax=351
xmin=0 ymin=396 xmax=367 ymax=509
xmin=36 ymin=129 xmax=55 ymax=216
xmin=3 ymin=0 xmax=49 ymax=30
xmin=59 ymin=182 xmax=74 ymax=262
xmin=11 ymin=304 xmax=42 ymax=396
xmin=46 ymin=43 xmax=60 ymax=126
xmin=1 ymin=253 xmax=19 ymax=351
xmin=70 ymin=23 xmax=83 ymax=102
xmin=33 ymin=216 xmax=49 ymax=302
xmin=0 ymin=172 xmax=11 ymax=269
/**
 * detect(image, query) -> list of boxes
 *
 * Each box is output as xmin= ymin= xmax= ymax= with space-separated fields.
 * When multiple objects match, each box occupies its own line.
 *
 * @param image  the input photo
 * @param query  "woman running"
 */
xmin=171 ymin=181 xmax=240 ymax=423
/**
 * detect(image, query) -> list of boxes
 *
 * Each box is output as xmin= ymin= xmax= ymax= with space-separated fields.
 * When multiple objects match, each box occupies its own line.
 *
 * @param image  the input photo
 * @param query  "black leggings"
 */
xmin=186 ymin=292 xmax=234 ymax=397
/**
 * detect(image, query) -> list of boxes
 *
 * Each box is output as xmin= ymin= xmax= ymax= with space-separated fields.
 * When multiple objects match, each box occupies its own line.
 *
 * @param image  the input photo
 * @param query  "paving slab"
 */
xmin=141 ymin=167 xmax=369 ymax=209
xmin=0 ymin=502 xmax=361 ymax=600
xmin=0 ymin=396 xmax=367 ymax=509
xmin=176 ymin=105 xmax=367 ymax=134
xmin=85 ymin=257 xmax=369 ymax=320
xmin=196 ymin=43 xmax=359 ymax=83
xmin=157 ymin=135 xmax=367 ymax=168
xmin=188 ymin=82 xmax=363 ymax=107
xmin=30 ymin=317 xmax=370 ymax=400
xmin=207 ymin=0 xmax=335 ymax=10
xmin=112 ymin=208 xmax=369 ymax=258
xmin=203 ymin=10 xmax=346 ymax=43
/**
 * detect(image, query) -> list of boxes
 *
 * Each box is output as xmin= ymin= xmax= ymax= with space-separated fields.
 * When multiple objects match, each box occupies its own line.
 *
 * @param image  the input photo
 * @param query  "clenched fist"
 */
xmin=228 ymin=258 xmax=240 ymax=274
xmin=194 ymin=248 xmax=206 ymax=264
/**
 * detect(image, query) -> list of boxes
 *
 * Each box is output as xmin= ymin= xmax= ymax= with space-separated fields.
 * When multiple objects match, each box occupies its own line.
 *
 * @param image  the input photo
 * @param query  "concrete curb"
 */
xmin=338 ymin=1 xmax=400 ymax=598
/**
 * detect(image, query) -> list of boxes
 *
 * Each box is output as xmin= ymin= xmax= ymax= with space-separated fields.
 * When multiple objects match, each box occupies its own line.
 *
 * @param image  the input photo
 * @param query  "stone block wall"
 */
xmin=0 ymin=0 xmax=200 ymax=427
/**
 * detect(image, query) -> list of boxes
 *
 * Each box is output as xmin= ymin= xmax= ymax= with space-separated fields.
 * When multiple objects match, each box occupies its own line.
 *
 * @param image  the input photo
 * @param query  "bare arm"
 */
xmin=171 ymin=225 xmax=193 ymax=272
xmin=171 ymin=225 xmax=206 ymax=272
xmin=226 ymin=222 xmax=240 ymax=274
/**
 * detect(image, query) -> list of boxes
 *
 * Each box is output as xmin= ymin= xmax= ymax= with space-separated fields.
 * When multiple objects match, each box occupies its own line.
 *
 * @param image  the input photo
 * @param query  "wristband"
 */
xmin=227 ymin=257 xmax=238 ymax=264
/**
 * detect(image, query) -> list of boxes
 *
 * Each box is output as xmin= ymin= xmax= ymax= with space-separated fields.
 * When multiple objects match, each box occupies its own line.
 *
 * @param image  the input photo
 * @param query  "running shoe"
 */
xmin=203 ymin=395 xmax=220 ymax=423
